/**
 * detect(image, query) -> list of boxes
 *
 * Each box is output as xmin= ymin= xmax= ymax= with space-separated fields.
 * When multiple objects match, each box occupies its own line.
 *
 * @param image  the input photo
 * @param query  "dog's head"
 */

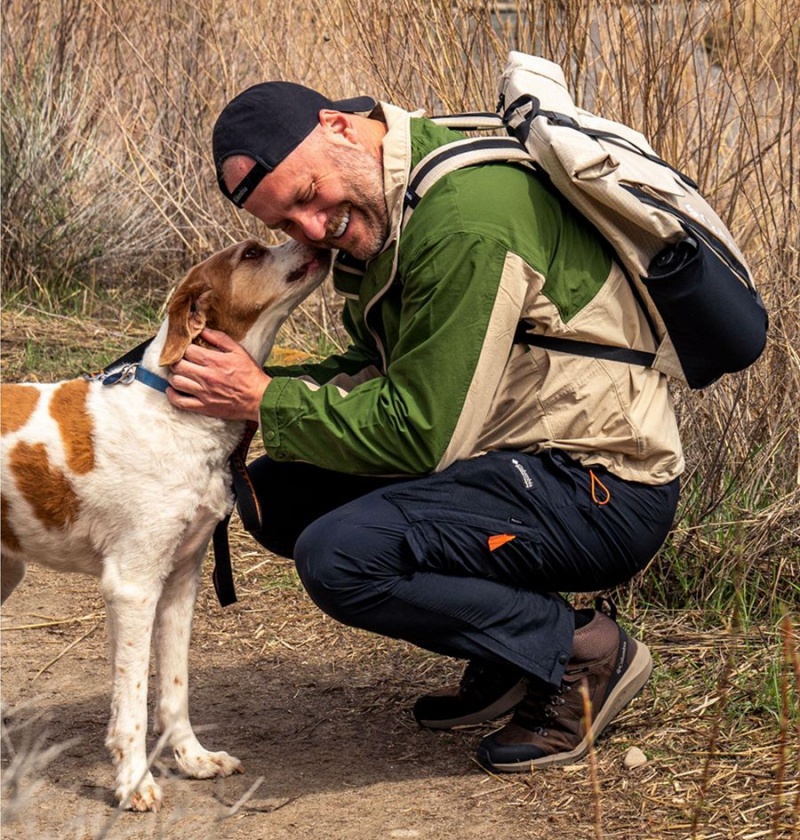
xmin=159 ymin=238 xmax=331 ymax=367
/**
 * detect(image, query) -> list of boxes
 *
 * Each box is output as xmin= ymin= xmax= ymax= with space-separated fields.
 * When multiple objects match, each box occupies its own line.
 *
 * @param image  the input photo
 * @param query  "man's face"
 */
xmin=223 ymin=127 xmax=390 ymax=262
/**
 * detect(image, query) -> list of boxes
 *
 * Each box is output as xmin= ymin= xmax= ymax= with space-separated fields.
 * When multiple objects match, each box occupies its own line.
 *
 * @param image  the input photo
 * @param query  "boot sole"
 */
xmin=416 ymin=679 xmax=528 ymax=730
xmin=477 ymin=638 xmax=652 ymax=772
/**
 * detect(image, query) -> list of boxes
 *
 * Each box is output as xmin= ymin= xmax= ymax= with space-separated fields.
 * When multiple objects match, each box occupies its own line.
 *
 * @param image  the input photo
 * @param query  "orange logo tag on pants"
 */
xmin=488 ymin=534 xmax=516 ymax=551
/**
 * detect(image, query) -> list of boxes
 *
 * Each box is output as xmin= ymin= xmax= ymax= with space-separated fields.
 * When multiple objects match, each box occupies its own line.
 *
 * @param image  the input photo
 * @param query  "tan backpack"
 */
xmin=403 ymin=52 xmax=768 ymax=389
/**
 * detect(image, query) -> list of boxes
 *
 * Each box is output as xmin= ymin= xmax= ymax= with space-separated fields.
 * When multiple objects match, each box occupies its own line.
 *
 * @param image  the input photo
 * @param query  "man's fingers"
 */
xmin=163 ymin=328 xmax=267 ymax=422
xmin=177 ymin=331 xmax=252 ymax=367
xmin=179 ymin=342 xmax=215 ymax=365
xmin=199 ymin=327 xmax=239 ymax=351
xmin=168 ymin=358 xmax=205 ymax=391
xmin=166 ymin=384 xmax=203 ymax=410
xmin=167 ymin=372 xmax=201 ymax=394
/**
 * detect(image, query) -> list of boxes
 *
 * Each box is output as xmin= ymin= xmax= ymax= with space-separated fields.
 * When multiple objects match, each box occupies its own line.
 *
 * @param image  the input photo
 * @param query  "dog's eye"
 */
xmin=242 ymin=245 xmax=265 ymax=261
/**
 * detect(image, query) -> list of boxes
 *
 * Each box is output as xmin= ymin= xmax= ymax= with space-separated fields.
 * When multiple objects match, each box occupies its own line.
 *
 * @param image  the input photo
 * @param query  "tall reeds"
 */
xmin=2 ymin=0 xmax=798 ymax=617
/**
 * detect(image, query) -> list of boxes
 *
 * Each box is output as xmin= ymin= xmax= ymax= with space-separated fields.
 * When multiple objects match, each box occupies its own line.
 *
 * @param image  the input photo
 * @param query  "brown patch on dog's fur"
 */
xmin=160 ymin=271 xmax=216 ymax=366
xmin=159 ymin=248 xmax=271 ymax=366
xmin=9 ymin=441 xmax=81 ymax=529
xmin=1 ymin=495 xmax=22 ymax=551
xmin=216 ymin=291 xmax=277 ymax=341
xmin=1 ymin=384 xmax=40 ymax=435
xmin=49 ymin=379 xmax=95 ymax=474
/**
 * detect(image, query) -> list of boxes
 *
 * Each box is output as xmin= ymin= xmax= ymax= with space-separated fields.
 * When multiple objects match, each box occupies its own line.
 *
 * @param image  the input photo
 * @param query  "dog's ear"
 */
xmin=159 ymin=277 xmax=216 ymax=366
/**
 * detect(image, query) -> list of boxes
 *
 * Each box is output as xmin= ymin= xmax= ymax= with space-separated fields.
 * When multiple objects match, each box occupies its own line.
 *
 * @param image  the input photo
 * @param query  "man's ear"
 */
xmin=159 ymin=277 xmax=216 ymax=366
xmin=318 ymin=109 xmax=358 ymax=144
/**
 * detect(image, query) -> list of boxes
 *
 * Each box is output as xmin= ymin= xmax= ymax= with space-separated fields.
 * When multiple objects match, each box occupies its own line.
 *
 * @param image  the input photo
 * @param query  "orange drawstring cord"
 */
xmin=589 ymin=470 xmax=611 ymax=506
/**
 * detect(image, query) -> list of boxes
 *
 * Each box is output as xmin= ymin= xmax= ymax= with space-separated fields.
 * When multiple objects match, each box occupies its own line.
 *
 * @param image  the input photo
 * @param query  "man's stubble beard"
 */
xmin=324 ymin=144 xmax=390 ymax=262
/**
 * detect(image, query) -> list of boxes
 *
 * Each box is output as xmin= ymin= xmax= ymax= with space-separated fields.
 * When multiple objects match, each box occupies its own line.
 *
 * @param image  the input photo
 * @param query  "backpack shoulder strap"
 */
xmin=515 ymin=321 xmax=656 ymax=367
xmin=403 ymin=136 xmax=531 ymax=228
xmin=429 ymin=112 xmax=504 ymax=131
xmin=400 ymin=131 xmax=660 ymax=372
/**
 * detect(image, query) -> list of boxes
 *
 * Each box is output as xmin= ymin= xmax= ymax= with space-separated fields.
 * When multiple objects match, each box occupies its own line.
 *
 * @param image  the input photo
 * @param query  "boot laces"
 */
xmin=512 ymin=681 xmax=572 ymax=736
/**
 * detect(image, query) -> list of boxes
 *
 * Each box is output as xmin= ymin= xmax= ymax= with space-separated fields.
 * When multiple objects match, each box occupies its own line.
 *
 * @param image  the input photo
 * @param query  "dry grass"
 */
xmin=1 ymin=2 xmax=799 ymax=836
xmin=4 ymin=523 xmax=795 ymax=838
xmin=2 ymin=1 xmax=797 ymax=617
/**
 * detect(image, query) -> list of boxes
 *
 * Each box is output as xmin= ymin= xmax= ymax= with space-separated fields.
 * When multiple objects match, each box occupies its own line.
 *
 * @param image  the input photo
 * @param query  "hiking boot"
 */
xmin=413 ymin=661 xmax=528 ymax=730
xmin=476 ymin=605 xmax=652 ymax=772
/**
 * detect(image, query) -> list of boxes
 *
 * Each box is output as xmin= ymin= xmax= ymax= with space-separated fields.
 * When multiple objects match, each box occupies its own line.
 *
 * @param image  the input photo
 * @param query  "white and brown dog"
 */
xmin=1 ymin=238 xmax=330 ymax=811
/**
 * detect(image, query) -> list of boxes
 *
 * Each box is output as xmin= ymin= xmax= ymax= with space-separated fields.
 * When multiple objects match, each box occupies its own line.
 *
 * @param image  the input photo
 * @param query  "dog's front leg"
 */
xmin=101 ymin=569 xmax=163 ymax=812
xmin=153 ymin=545 xmax=243 ymax=780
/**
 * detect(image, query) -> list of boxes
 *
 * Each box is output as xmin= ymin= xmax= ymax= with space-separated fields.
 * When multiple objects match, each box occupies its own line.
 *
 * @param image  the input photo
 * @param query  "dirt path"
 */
xmin=0 ymin=554 xmax=566 ymax=840
xmin=1 ymin=536 xmax=789 ymax=839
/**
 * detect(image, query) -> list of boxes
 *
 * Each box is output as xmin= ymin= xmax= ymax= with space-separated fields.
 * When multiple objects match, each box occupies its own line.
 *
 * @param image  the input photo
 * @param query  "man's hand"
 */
xmin=166 ymin=328 xmax=271 ymax=422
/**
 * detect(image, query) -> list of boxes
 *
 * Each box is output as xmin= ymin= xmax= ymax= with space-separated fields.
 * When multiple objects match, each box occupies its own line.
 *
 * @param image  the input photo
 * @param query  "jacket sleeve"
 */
xmin=263 ymin=305 xmax=380 ymax=385
xmin=264 ymin=346 xmax=376 ymax=386
xmin=258 ymin=231 xmax=522 ymax=475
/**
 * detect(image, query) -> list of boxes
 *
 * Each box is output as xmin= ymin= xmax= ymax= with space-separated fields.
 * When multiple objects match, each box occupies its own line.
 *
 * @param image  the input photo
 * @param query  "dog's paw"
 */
xmin=175 ymin=747 xmax=244 ymax=779
xmin=116 ymin=773 xmax=163 ymax=812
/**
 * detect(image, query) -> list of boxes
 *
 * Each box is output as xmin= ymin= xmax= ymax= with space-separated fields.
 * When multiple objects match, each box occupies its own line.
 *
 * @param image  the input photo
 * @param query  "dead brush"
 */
xmin=1 ymin=701 xmax=82 ymax=824
xmin=1 ymin=0 xmax=798 ymax=836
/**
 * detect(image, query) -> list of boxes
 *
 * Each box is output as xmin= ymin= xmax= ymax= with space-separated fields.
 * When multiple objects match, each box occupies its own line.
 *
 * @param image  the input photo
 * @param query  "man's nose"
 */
xmin=294 ymin=208 xmax=328 ymax=241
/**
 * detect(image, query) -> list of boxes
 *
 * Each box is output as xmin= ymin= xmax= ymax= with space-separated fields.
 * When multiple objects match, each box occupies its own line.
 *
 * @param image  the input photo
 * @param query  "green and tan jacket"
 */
xmin=260 ymin=103 xmax=684 ymax=485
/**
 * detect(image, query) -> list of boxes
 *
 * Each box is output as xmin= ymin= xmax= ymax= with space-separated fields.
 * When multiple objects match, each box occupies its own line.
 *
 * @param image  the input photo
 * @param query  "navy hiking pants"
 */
xmin=245 ymin=449 xmax=679 ymax=688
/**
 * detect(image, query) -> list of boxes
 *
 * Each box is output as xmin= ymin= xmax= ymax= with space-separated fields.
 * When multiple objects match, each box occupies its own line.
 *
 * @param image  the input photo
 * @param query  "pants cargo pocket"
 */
xmin=400 ymin=511 xmax=545 ymax=588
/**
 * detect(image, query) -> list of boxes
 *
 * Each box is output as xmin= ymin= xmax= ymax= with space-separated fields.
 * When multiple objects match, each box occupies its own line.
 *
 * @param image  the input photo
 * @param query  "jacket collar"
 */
xmin=370 ymin=102 xmax=426 ymax=258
